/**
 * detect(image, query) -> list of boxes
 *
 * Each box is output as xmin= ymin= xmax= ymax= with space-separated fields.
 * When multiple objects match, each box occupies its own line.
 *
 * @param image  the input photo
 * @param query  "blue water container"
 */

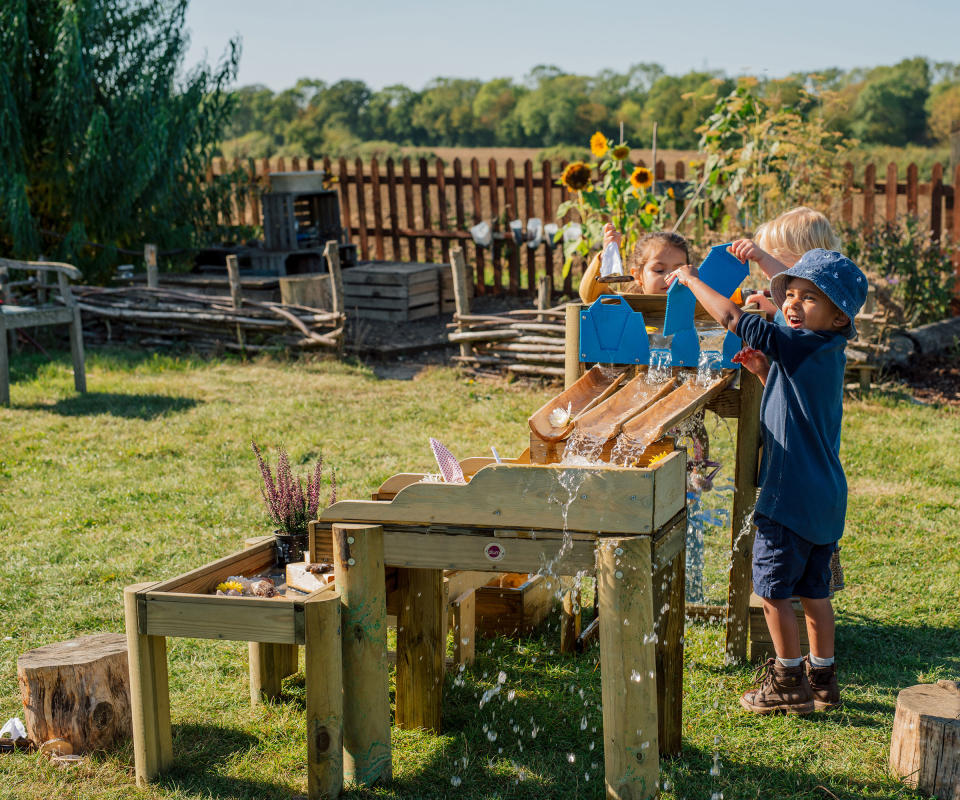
xmin=579 ymin=295 xmax=650 ymax=364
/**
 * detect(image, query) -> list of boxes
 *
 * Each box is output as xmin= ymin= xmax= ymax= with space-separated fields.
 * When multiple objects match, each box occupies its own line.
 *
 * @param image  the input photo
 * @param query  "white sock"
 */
xmin=776 ymin=656 xmax=803 ymax=668
xmin=808 ymin=653 xmax=834 ymax=667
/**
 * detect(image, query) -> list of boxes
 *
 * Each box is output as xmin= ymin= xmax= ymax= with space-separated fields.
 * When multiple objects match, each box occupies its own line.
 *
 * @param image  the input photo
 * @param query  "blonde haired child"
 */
xmin=579 ymin=223 xmax=689 ymax=304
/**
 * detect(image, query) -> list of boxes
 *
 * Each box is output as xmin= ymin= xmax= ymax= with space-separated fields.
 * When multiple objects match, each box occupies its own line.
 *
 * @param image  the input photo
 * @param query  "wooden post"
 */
xmin=537 ymin=274 xmax=552 ymax=323
xmin=504 ymin=159 xmax=520 ymax=294
xmin=225 ymin=254 xmax=245 ymax=350
xmin=906 ymin=163 xmax=919 ymax=217
xmin=402 ymin=159 xmax=419 ymax=262
xmin=324 ymin=241 xmax=345 ymax=356
xmin=450 ymin=248 xmax=473 ymax=360
xmin=304 ymin=592 xmax=345 ymax=800
xmin=542 ymin=160 xmax=555 ymax=289
xmin=596 ymin=538 xmax=659 ymax=800
xmin=725 ymin=370 xmax=763 ymax=663
xmin=487 ymin=159 xmax=501 ymax=293
xmin=452 ymin=590 xmax=476 ymax=666
xmin=354 ymin=158 xmax=369 ymax=260
xmin=559 ymin=588 xmax=582 ymax=654
xmin=930 ymin=162 xmax=943 ymax=242
xmin=889 ymin=680 xmax=960 ymax=800
xmin=331 ymin=523 xmax=391 ymax=786
xmin=863 ymin=163 xmax=876 ymax=235
xmin=652 ymin=522 xmax=685 ymax=756
xmin=123 ymin=583 xmax=173 ymax=785
xmin=370 ymin=158 xmax=385 ymax=260
xmin=58 ymin=271 xmax=86 ymax=393
xmin=144 ymin=244 xmax=158 ymax=289
xmin=565 ymin=302 xmax=582 ymax=389
xmin=886 ymin=163 xmax=898 ymax=223
xmin=418 ymin=158 xmax=433 ymax=262
xmin=470 ymin=158 xmax=486 ymax=295
xmin=395 ymin=567 xmax=444 ymax=733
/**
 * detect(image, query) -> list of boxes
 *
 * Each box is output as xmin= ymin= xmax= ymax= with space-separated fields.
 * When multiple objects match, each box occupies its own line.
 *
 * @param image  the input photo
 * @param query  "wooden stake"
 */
xmin=452 ymin=589 xmax=476 ymax=666
xmin=564 ymin=302 xmax=582 ymax=389
xmin=332 ymin=523 xmax=392 ymax=785
xmin=450 ymin=248 xmax=474 ymax=359
xmin=536 ymin=274 xmax=552 ymax=323
xmin=225 ymin=254 xmax=245 ymax=349
xmin=597 ymin=538 xmax=659 ymax=800
xmin=396 ymin=568 xmax=444 ymax=733
xmin=304 ymin=592 xmax=344 ymax=800
xmin=144 ymin=244 xmax=158 ymax=289
xmin=123 ymin=583 xmax=173 ymax=785
xmin=323 ymin=241 xmax=344 ymax=316
xmin=725 ymin=369 xmax=763 ymax=663
xmin=559 ymin=588 xmax=582 ymax=654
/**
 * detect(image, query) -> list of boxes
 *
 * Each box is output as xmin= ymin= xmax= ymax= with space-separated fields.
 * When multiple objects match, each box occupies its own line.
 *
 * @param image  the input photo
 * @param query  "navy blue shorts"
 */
xmin=752 ymin=513 xmax=836 ymax=600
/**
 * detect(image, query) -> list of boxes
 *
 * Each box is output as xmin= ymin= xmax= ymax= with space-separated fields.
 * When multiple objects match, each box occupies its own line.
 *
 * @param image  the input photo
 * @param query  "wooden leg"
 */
xmin=597 ymin=538 xmax=659 ymax=800
xmin=123 ymin=584 xmax=173 ymax=785
xmin=248 ymin=642 xmax=284 ymax=705
xmin=69 ymin=308 xmax=86 ymax=393
xmin=726 ymin=369 xmax=763 ymax=664
xmin=653 ymin=546 xmax=685 ymax=756
xmin=332 ymin=523 xmax=391 ymax=785
xmin=304 ymin=593 xmax=344 ymax=800
xmin=560 ymin=587 xmax=582 ymax=654
xmin=396 ymin=567 xmax=444 ymax=733
xmin=452 ymin=590 xmax=476 ymax=666
xmin=0 ymin=318 xmax=9 ymax=406
xmin=281 ymin=643 xmax=299 ymax=677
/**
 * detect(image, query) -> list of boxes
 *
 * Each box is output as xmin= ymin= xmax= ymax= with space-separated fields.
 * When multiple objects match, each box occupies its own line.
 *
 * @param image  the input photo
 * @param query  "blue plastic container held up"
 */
xmin=579 ymin=296 xmax=651 ymax=365
xmin=663 ymin=244 xmax=749 ymax=335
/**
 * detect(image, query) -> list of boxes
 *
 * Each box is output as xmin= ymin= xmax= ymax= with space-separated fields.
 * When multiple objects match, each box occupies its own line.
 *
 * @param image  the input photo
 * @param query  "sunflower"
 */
xmin=561 ymin=161 xmax=592 ymax=192
xmin=644 ymin=202 xmax=659 ymax=215
xmin=666 ymin=186 xmax=675 ymax=199
xmin=611 ymin=144 xmax=630 ymax=160
xmin=590 ymin=131 xmax=608 ymax=158
xmin=630 ymin=166 xmax=654 ymax=191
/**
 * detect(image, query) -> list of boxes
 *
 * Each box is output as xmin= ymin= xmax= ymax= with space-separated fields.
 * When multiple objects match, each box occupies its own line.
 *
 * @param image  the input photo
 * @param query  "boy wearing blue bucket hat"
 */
xmin=668 ymin=248 xmax=867 ymax=715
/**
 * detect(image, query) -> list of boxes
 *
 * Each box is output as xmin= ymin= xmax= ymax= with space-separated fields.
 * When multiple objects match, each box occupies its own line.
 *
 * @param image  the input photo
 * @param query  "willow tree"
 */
xmin=0 ymin=1 xmax=239 ymax=280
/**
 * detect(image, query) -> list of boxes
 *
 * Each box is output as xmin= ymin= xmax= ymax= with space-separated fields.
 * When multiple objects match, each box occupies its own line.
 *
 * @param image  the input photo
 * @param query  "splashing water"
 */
xmin=610 ymin=425 xmax=657 ymax=467
xmin=697 ymin=350 xmax=722 ymax=386
xmin=647 ymin=348 xmax=673 ymax=384
xmin=561 ymin=430 xmax=606 ymax=465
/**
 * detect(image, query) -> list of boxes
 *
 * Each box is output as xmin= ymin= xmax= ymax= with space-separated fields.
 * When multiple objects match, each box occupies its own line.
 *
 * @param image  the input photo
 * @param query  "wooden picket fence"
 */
xmin=213 ymin=155 xmax=960 ymax=297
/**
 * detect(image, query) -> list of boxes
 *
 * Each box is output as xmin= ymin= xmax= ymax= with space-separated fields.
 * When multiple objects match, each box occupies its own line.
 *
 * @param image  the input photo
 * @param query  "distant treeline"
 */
xmin=223 ymin=58 xmax=960 ymax=158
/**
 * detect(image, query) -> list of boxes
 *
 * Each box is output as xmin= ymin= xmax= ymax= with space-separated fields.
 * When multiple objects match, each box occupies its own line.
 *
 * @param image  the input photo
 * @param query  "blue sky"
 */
xmin=185 ymin=0 xmax=960 ymax=91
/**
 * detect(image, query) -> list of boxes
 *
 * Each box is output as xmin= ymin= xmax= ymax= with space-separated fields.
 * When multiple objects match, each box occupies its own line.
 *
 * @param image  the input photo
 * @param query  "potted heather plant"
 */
xmin=251 ymin=441 xmax=336 ymax=567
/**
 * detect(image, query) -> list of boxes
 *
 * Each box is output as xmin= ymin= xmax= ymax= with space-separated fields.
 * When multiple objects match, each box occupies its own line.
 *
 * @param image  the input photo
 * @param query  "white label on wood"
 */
xmin=483 ymin=542 xmax=505 ymax=562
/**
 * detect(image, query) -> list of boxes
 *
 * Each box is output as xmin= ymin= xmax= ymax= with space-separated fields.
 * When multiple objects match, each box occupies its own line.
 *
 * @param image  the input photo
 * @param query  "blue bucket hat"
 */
xmin=769 ymin=249 xmax=867 ymax=339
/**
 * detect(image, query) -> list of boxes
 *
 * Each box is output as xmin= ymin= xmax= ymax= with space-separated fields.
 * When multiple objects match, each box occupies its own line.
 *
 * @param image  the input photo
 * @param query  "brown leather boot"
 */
xmin=805 ymin=657 xmax=841 ymax=710
xmin=740 ymin=658 xmax=815 ymax=715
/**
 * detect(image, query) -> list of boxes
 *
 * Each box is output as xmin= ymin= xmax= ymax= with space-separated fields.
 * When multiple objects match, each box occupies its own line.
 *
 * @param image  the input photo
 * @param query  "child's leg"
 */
xmin=761 ymin=597 xmax=803 ymax=660
xmin=799 ymin=597 xmax=834 ymax=659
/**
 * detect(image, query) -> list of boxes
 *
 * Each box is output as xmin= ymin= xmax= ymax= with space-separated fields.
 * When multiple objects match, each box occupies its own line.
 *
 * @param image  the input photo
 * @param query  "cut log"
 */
xmin=889 ymin=680 xmax=960 ymax=800
xmin=17 ymin=633 xmax=132 ymax=753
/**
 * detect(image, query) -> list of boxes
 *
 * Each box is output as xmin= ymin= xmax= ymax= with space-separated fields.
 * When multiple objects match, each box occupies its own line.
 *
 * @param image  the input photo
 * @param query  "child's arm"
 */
xmin=667 ymin=265 xmax=743 ymax=333
xmin=579 ymin=223 xmax=622 ymax=305
xmin=729 ymin=239 xmax=788 ymax=280
xmin=732 ymin=347 xmax=770 ymax=385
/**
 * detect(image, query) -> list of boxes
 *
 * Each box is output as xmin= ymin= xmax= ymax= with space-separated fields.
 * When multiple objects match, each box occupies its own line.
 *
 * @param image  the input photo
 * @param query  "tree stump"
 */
xmin=17 ymin=633 xmax=132 ymax=753
xmin=889 ymin=680 xmax=960 ymax=800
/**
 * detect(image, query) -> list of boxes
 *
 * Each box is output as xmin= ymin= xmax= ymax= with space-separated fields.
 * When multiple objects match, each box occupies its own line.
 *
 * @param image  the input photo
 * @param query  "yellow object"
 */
xmin=630 ymin=166 xmax=653 ymax=191
xmin=215 ymin=580 xmax=244 ymax=594
xmin=590 ymin=131 xmax=608 ymax=158
xmin=646 ymin=325 xmax=659 ymax=333
xmin=611 ymin=144 xmax=630 ymax=160
xmin=561 ymin=162 xmax=592 ymax=192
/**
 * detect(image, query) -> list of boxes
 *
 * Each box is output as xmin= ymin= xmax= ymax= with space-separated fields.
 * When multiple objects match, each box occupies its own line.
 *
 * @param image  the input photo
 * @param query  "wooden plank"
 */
xmin=332 ymin=524 xmax=391 ymax=785
xmin=886 ymin=163 xmax=898 ymax=223
xmin=304 ymin=593 xmax=344 ymax=800
xmin=597 ymin=537 xmax=659 ymax=798
xmin=930 ymin=162 xmax=943 ymax=241
xmin=370 ymin=157 xmax=385 ymax=260
xmin=524 ymin=159 xmax=536 ymax=293
xmin=354 ymin=158 xmax=370 ymax=260
xmin=435 ymin=158 xmax=450 ymax=263
xmin=321 ymin=462 xmax=656 ymax=535
xmin=401 ymin=159 xmax=418 ymax=261
xmin=143 ymin=592 xmax=298 ymax=643
xmin=842 ymin=162 xmax=854 ymax=226
xmin=419 ymin=157 xmax=433 ymax=262
xmin=653 ymin=451 xmax=686 ymax=530
xmin=564 ymin=302 xmax=581 ymax=389
xmin=385 ymin=158 xmax=401 ymax=260
xmin=124 ymin=584 xmax=173 ymax=785
xmin=488 ymin=159 xmax=501 ymax=293
xmin=652 ymin=542 xmax=685 ymax=756
xmin=542 ymin=161 xmax=555 ymax=288
xmin=470 ymin=158 xmax=486 ymax=296
xmin=149 ymin=540 xmax=275 ymax=594
xmin=863 ymin=163 xmax=876 ymax=234
xmin=452 ymin=590 xmax=476 ymax=665
xmin=338 ymin=158 xmax=353 ymax=250
xmin=0 ymin=306 xmax=73 ymax=329
xmin=725 ymin=369 xmax=763 ymax=664
xmin=395 ymin=568 xmax=444 ymax=732
xmin=906 ymin=162 xmax=919 ymax=216
xmin=504 ymin=159 xmax=520 ymax=294
xmin=651 ymin=511 xmax=686 ymax=573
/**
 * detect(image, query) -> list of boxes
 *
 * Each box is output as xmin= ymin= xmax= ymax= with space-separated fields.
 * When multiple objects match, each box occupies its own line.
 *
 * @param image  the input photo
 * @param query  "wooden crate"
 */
xmin=437 ymin=262 xmax=473 ymax=313
xmin=475 ymin=573 xmax=559 ymax=636
xmin=279 ymin=274 xmax=331 ymax=309
xmin=262 ymin=191 xmax=341 ymax=251
xmin=342 ymin=261 xmax=439 ymax=321
xmin=748 ymin=592 xmax=808 ymax=662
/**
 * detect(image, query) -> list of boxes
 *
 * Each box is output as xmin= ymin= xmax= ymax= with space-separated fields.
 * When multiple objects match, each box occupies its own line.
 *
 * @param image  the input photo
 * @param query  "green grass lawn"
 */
xmin=1 ymin=349 xmax=957 ymax=800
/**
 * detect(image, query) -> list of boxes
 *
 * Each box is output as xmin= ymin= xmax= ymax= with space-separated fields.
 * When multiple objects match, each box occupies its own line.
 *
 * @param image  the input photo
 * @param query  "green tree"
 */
xmin=641 ymin=73 xmax=732 ymax=148
xmin=472 ymin=78 xmax=525 ymax=145
xmin=0 ymin=0 xmax=239 ymax=279
xmin=365 ymin=84 xmax=421 ymax=143
xmin=926 ymin=81 xmax=960 ymax=144
xmin=410 ymin=78 xmax=481 ymax=145
xmin=850 ymin=58 xmax=930 ymax=145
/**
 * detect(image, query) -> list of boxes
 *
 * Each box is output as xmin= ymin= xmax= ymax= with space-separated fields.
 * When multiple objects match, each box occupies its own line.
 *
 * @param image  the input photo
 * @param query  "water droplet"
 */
xmin=450 ymin=775 xmax=462 ymax=787
xmin=630 ymin=669 xmax=642 ymax=682
xmin=497 ymin=671 xmax=507 ymax=684
xmin=566 ymin=753 xmax=575 ymax=763
xmin=584 ymin=772 xmax=590 ymax=781
xmin=615 ymin=570 xmax=623 ymax=579
xmin=487 ymin=730 xmax=497 ymax=742
xmin=507 ymin=689 xmax=516 ymax=701
xmin=580 ymin=715 xmax=588 ymax=730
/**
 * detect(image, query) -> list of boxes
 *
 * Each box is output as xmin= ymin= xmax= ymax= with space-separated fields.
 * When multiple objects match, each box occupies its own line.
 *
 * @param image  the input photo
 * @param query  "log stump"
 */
xmin=17 ymin=633 xmax=132 ymax=753
xmin=889 ymin=680 xmax=960 ymax=800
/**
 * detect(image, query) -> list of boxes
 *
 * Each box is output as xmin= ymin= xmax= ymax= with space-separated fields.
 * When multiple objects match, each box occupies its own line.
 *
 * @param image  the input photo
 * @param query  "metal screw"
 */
xmin=347 ymin=558 xmax=356 ymax=566
xmin=493 ymin=510 xmax=501 ymax=515
xmin=347 ymin=536 xmax=355 ymax=544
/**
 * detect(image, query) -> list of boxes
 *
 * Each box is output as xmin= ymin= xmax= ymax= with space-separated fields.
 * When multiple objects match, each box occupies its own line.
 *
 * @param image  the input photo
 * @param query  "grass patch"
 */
xmin=1 ymin=348 xmax=956 ymax=799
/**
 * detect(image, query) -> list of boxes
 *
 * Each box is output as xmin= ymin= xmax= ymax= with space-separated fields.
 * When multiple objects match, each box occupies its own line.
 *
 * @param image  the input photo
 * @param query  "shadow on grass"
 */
xmin=158 ymin=723 xmax=293 ymax=800
xmin=27 ymin=391 xmax=199 ymax=419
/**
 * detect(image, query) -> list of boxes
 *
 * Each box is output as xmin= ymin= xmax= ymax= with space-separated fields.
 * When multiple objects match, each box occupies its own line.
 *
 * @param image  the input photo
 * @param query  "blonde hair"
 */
xmin=754 ymin=207 xmax=841 ymax=264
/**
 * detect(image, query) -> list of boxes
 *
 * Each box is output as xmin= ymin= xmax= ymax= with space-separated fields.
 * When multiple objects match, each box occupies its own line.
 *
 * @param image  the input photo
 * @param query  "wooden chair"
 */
xmin=0 ymin=258 xmax=86 ymax=405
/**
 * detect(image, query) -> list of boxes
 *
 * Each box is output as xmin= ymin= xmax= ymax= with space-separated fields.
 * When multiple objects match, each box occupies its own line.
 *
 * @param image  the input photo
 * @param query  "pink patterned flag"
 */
xmin=430 ymin=438 xmax=466 ymax=484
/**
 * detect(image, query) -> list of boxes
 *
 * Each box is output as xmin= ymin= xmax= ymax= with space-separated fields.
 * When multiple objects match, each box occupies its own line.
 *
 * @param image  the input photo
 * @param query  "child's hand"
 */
xmin=732 ymin=347 xmax=770 ymax=383
xmin=745 ymin=292 xmax=778 ymax=317
xmin=666 ymin=264 xmax=698 ymax=287
xmin=602 ymin=222 xmax=622 ymax=250
xmin=728 ymin=239 xmax=768 ymax=264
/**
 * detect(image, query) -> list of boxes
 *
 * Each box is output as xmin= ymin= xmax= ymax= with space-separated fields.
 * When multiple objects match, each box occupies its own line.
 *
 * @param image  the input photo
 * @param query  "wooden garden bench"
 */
xmin=0 ymin=258 xmax=86 ymax=405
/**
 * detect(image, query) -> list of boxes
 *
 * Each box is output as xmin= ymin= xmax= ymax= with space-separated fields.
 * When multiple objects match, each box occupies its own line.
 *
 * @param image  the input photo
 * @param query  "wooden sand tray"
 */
xmin=527 ymin=364 xmax=627 ymax=442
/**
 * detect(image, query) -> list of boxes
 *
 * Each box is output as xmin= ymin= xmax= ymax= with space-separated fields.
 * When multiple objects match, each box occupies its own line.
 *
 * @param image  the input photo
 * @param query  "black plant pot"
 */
xmin=274 ymin=531 xmax=309 ymax=568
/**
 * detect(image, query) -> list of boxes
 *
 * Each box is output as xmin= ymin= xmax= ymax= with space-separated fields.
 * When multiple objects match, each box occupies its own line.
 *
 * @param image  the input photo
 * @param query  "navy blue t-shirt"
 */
xmin=736 ymin=313 xmax=848 ymax=544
